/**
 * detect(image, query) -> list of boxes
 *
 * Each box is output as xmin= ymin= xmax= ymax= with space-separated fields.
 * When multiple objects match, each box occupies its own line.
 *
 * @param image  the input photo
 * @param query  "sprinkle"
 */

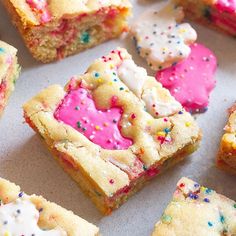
xmin=94 ymin=72 xmax=100 ymax=78
xmin=75 ymin=106 xmax=80 ymax=110
xmin=109 ymin=179 xmax=114 ymax=184
xmin=95 ymin=125 xmax=101 ymax=130
xmin=143 ymin=165 xmax=148 ymax=171
xmin=208 ymin=221 xmax=213 ymax=227
xmin=97 ymin=78 xmax=103 ymax=83
xmin=80 ymin=31 xmax=90 ymax=43
xmin=162 ymin=214 xmax=172 ymax=224
xmin=164 ymin=128 xmax=170 ymax=133
xmin=234 ymin=204 xmax=236 ymax=208
xmin=205 ymin=188 xmax=212 ymax=194
xmin=188 ymin=193 xmax=198 ymax=200
xmin=179 ymin=183 xmax=185 ymax=188
xmin=204 ymin=198 xmax=210 ymax=203
xmin=131 ymin=113 xmax=136 ymax=119
xmin=194 ymin=183 xmax=200 ymax=188
xmin=178 ymin=111 xmax=183 ymax=114
xmin=77 ymin=121 xmax=82 ymax=128
xmin=18 ymin=192 xmax=24 ymax=198
xmin=39 ymin=208 xmax=43 ymax=212
xmin=119 ymin=87 xmax=124 ymax=91
xmin=185 ymin=122 xmax=191 ymax=127
xmin=0 ymin=48 xmax=5 ymax=53
xmin=157 ymin=131 xmax=165 ymax=137
xmin=112 ymin=119 xmax=117 ymax=123
xmin=220 ymin=215 xmax=225 ymax=224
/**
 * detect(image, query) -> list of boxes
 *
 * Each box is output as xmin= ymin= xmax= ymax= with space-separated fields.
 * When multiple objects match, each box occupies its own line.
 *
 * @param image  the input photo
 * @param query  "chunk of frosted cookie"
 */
xmin=217 ymin=102 xmax=236 ymax=174
xmin=152 ymin=177 xmax=236 ymax=236
xmin=130 ymin=3 xmax=197 ymax=71
xmin=23 ymin=48 xmax=201 ymax=214
xmin=0 ymin=177 xmax=99 ymax=235
xmin=156 ymin=43 xmax=217 ymax=113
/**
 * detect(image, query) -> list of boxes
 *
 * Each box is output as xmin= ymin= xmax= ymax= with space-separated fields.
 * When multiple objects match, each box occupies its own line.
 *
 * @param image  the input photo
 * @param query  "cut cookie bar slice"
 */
xmin=0 ymin=177 xmax=99 ymax=235
xmin=217 ymin=103 xmax=236 ymax=174
xmin=23 ymin=48 xmax=201 ymax=215
xmin=0 ymin=40 xmax=20 ymax=117
xmin=130 ymin=3 xmax=197 ymax=71
xmin=3 ymin=0 xmax=131 ymax=63
xmin=156 ymin=43 xmax=217 ymax=113
xmin=173 ymin=0 xmax=236 ymax=36
xmin=152 ymin=177 xmax=236 ymax=236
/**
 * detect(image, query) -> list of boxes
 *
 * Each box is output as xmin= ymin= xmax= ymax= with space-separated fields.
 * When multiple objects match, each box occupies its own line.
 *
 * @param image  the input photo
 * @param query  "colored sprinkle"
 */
xmin=185 ymin=122 xmax=191 ymax=127
xmin=75 ymin=106 xmax=80 ymax=110
xmin=18 ymin=192 xmax=24 ymax=198
xmin=208 ymin=221 xmax=213 ymax=227
xmin=94 ymin=72 xmax=100 ymax=78
xmin=80 ymin=31 xmax=90 ymax=44
xmin=205 ymin=188 xmax=212 ymax=194
xmin=39 ymin=208 xmax=43 ymax=212
xmin=179 ymin=183 xmax=185 ymax=188
xmin=178 ymin=111 xmax=183 ymax=114
xmin=119 ymin=87 xmax=124 ymax=91
xmin=220 ymin=215 xmax=225 ymax=224
xmin=162 ymin=214 xmax=172 ymax=224
xmin=143 ymin=165 xmax=148 ymax=171
xmin=204 ymin=198 xmax=210 ymax=203
xmin=77 ymin=121 xmax=81 ymax=128
xmin=109 ymin=179 xmax=114 ymax=184
xmin=0 ymin=48 xmax=5 ymax=53
xmin=164 ymin=128 xmax=170 ymax=133
xmin=131 ymin=113 xmax=136 ymax=119
xmin=234 ymin=204 xmax=236 ymax=208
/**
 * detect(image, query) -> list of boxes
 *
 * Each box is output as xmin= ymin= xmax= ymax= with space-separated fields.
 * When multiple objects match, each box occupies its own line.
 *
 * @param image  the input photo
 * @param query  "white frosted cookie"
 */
xmin=130 ymin=3 xmax=197 ymax=70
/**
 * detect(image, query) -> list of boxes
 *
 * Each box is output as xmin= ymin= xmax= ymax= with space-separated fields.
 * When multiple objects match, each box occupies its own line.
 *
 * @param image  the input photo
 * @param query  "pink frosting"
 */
xmin=215 ymin=0 xmax=236 ymax=13
xmin=26 ymin=0 xmax=51 ymax=23
xmin=156 ymin=43 xmax=217 ymax=113
xmin=54 ymin=87 xmax=133 ymax=150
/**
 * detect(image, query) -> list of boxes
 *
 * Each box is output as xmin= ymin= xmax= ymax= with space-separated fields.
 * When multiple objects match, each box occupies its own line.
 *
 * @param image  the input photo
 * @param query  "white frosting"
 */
xmin=117 ymin=59 xmax=147 ymax=97
xmin=131 ymin=3 xmax=197 ymax=70
xmin=117 ymin=59 xmax=182 ymax=117
xmin=0 ymin=197 xmax=67 ymax=236
xmin=142 ymin=87 xmax=182 ymax=117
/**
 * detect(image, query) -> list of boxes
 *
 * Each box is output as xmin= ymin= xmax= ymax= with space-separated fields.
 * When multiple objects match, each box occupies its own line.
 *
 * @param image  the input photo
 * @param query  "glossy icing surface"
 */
xmin=156 ymin=43 xmax=217 ymax=113
xmin=215 ymin=0 xmax=236 ymax=13
xmin=0 ymin=196 xmax=66 ymax=235
xmin=54 ymin=87 xmax=133 ymax=150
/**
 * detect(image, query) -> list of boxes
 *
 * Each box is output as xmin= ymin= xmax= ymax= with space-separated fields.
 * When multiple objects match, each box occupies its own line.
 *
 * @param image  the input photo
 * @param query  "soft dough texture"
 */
xmin=23 ymin=48 xmax=201 ymax=214
xmin=130 ymin=3 xmax=197 ymax=70
xmin=0 ymin=177 xmax=99 ymax=236
xmin=152 ymin=177 xmax=236 ymax=236
xmin=156 ymin=43 xmax=217 ymax=113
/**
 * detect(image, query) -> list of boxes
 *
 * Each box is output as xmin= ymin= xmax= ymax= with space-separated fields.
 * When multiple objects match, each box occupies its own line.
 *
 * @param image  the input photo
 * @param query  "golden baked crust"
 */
xmin=23 ymin=48 xmax=201 ymax=214
xmin=0 ymin=177 xmax=99 ymax=235
xmin=217 ymin=103 xmax=236 ymax=174
xmin=0 ymin=40 xmax=20 ymax=117
xmin=152 ymin=177 xmax=236 ymax=236
xmin=3 ymin=0 xmax=131 ymax=62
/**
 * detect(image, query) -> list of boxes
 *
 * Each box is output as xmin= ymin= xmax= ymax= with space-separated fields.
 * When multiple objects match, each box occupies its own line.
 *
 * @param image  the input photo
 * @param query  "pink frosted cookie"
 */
xmin=23 ymin=48 xmax=201 ymax=215
xmin=156 ymin=43 xmax=217 ymax=113
xmin=174 ymin=0 xmax=236 ymax=36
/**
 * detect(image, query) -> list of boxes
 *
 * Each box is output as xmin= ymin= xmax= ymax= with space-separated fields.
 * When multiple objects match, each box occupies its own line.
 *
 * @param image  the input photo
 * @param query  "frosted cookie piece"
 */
xmin=217 ymin=103 xmax=236 ymax=174
xmin=0 ymin=40 xmax=20 ymax=118
xmin=152 ymin=177 xmax=236 ymax=236
xmin=173 ymin=0 xmax=236 ymax=36
xmin=130 ymin=3 xmax=197 ymax=70
xmin=0 ymin=177 xmax=99 ymax=236
xmin=156 ymin=43 xmax=217 ymax=113
xmin=3 ymin=0 xmax=131 ymax=63
xmin=23 ymin=48 xmax=201 ymax=215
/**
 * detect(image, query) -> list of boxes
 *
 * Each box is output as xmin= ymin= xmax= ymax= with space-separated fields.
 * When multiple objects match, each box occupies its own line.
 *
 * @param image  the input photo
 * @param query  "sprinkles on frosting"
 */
xmin=130 ymin=3 xmax=197 ymax=71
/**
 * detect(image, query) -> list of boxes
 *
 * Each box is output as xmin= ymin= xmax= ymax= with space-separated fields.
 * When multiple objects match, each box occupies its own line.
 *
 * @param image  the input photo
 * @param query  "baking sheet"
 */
xmin=0 ymin=1 xmax=236 ymax=235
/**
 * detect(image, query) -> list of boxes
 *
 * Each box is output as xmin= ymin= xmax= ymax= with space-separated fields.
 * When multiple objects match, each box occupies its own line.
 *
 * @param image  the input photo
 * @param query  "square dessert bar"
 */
xmin=217 ymin=103 xmax=236 ymax=174
xmin=173 ymin=0 xmax=236 ymax=36
xmin=0 ymin=177 xmax=99 ymax=235
xmin=0 ymin=40 xmax=20 ymax=117
xmin=23 ymin=48 xmax=201 ymax=214
xmin=152 ymin=177 xmax=236 ymax=236
xmin=3 ymin=0 xmax=131 ymax=63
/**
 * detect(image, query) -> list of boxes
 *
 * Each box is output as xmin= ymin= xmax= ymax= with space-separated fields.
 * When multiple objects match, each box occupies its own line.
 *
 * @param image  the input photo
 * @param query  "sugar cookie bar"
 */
xmin=217 ymin=103 xmax=236 ymax=174
xmin=0 ymin=40 xmax=20 ymax=117
xmin=3 ymin=0 xmax=131 ymax=63
xmin=152 ymin=177 xmax=236 ymax=236
xmin=0 ymin=177 xmax=99 ymax=235
xmin=130 ymin=3 xmax=197 ymax=71
xmin=23 ymin=48 xmax=201 ymax=215
xmin=173 ymin=0 xmax=236 ymax=36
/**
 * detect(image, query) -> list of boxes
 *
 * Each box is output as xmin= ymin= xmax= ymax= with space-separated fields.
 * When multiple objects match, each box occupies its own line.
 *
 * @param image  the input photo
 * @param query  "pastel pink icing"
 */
xmin=215 ymin=0 xmax=236 ymax=13
xmin=156 ymin=43 xmax=217 ymax=113
xmin=26 ymin=0 xmax=51 ymax=23
xmin=54 ymin=87 xmax=133 ymax=150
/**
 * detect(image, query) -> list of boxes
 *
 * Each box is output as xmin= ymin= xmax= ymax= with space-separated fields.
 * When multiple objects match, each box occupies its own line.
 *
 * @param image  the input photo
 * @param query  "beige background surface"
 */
xmin=0 ymin=1 xmax=236 ymax=235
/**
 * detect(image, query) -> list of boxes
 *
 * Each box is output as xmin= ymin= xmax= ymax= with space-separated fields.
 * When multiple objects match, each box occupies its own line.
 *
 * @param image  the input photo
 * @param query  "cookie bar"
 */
xmin=0 ymin=177 xmax=99 ymax=235
xmin=23 ymin=48 xmax=201 ymax=215
xmin=152 ymin=177 xmax=236 ymax=236
xmin=156 ymin=43 xmax=217 ymax=113
xmin=0 ymin=40 xmax=20 ymax=117
xmin=130 ymin=3 xmax=197 ymax=71
xmin=217 ymin=103 xmax=236 ymax=174
xmin=173 ymin=0 xmax=236 ymax=36
xmin=3 ymin=0 xmax=131 ymax=63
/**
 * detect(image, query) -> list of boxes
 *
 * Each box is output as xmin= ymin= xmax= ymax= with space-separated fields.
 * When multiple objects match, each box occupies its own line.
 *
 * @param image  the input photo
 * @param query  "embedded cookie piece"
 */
xmin=152 ymin=177 xmax=236 ymax=236
xmin=23 ymin=48 xmax=201 ymax=214
xmin=156 ymin=43 xmax=217 ymax=113
xmin=173 ymin=0 xmax=236 ymax=36
xmin=130 ymin=3 xmax=197 ymax=70
xmin=0 ymin=40 xmax=20 ymax=117
xmin=217 ymin=103 xmax=236 ymax=174
xmin=0 ymin=177 xmax=99 ymax=235
xmin=3 ymin=0 xmax=131 ymax=63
